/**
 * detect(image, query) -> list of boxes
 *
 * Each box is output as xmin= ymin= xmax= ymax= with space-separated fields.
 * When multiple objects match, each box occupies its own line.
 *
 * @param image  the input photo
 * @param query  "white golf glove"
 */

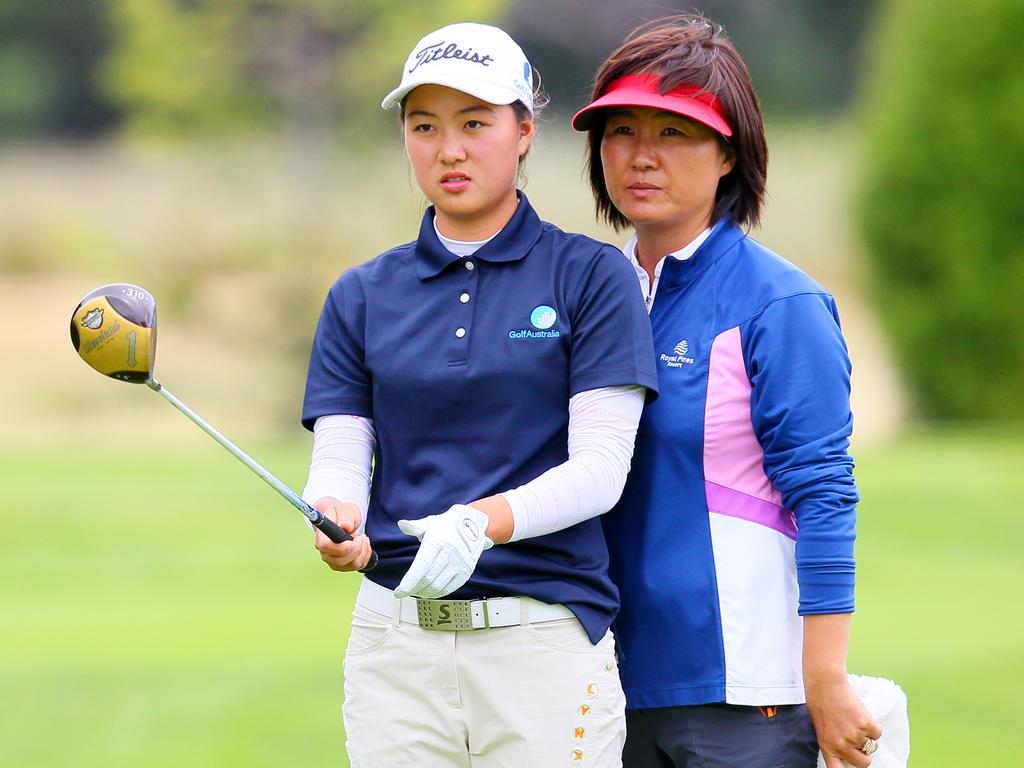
xmin=394 ymin=504 xmax=494 ymax=599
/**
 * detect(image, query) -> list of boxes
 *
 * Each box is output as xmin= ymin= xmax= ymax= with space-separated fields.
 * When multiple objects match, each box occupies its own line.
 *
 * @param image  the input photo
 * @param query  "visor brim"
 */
xmin=572 ymin=87 xmax=732 ymax=137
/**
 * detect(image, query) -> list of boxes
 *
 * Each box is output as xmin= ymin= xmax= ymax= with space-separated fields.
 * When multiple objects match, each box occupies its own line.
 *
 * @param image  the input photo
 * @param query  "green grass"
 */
xmin=2 ymin=431 xmax=1022 ymax=766
xmin=1 ymin=443 xmax=358 ymax=768
xmin=850 ymin=429 xmax=1024 ymax=765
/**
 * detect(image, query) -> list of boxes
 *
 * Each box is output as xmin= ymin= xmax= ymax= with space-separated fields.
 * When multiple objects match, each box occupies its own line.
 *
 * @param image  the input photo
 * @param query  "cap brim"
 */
xmin=382 ymin=76 xmax=527 ymax=112
xmin=572 ymin=87 xmax=732 ymax=137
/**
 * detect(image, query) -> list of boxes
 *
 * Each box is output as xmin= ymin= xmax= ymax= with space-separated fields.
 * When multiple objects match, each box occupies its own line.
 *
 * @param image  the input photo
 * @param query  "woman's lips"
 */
xmin=627 ymin=181 xmax=661 ymax=198
xmin=440 ymin=173 xmax=470 ymax=193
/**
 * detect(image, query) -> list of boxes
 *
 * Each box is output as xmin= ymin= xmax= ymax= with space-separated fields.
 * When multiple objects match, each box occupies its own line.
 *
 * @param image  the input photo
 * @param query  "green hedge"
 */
xmin=858 ymin=0 xmax=1024 ymax=420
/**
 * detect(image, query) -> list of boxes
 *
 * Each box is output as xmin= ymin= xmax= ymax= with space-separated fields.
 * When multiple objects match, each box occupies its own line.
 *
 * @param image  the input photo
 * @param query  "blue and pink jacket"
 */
xmin=604 ymin=219 xmax=858 ymax=709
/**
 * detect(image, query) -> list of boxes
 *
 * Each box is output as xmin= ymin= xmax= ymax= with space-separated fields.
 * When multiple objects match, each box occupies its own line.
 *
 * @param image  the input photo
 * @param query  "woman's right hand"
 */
xmin=313 ymin=497 xmax=374 ymax=572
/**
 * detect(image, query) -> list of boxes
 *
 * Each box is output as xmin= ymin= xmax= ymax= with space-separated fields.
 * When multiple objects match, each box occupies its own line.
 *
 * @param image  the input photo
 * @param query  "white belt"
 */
xmin=357 ymin=577 xmax=574 ymax=631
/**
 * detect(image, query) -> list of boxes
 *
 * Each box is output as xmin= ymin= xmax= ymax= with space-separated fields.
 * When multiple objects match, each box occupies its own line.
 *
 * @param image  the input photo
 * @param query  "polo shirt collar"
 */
xmin=657 ymin=216 xmax=746 ymax=289
xmin=415 ymin=191 xmax=544 ymax=280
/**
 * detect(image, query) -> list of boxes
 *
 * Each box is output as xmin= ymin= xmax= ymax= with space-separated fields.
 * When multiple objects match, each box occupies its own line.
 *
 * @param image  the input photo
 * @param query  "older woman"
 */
xmin=572 ymin=14 xmax=883 ymax=768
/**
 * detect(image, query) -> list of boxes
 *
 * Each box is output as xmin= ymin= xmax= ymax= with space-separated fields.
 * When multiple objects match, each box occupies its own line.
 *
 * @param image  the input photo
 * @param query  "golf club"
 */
xmin=70 ymin=282 xmax=377 ymax=571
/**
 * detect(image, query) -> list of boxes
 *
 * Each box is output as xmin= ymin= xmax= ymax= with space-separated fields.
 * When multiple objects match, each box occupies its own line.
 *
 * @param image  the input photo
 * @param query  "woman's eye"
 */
xmin=412 ymin=123 xmax=434 ymax=133
xmin=663 ymin=126 xmax=686 ymax=136
xmin=465 ymin=120 xmax=484 ymax=129
xmin=608 ymin=124 xmax=633 ymax=136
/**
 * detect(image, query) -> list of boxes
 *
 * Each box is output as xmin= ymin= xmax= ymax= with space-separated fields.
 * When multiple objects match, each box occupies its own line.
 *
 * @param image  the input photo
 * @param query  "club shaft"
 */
xmin=149 ymin=380 xmax=315 ymax=522
xmin=145 ymin=378 xmax=374 ymax=569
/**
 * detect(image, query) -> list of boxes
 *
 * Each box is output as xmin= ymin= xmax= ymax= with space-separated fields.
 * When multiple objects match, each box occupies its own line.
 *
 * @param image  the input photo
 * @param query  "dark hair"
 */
xmin=584 ymin=14 xmax=767 ymax=230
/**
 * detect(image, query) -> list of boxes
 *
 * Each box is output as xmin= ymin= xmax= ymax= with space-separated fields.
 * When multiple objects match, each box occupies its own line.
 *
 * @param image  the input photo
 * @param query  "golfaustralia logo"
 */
xmin=661 ymin=339 xmax=695 ymax=367
xmin=509 ymin=305 xmax=560 ymax=340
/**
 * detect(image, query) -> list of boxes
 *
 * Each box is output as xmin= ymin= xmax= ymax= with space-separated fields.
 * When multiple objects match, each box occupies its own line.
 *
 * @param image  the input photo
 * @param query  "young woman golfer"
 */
xmin=300 ymin=22 xmax=657 ymax=767
xmin=573 ymin=14 xmax=883 ymax=768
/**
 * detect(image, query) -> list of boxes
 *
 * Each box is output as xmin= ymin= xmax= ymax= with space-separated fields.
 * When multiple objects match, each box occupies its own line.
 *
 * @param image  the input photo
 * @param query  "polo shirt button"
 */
xmin=465 ymin=261 xmax=475 ymax=271
xmin=460 ymin=293 xmax=470 ymax=303
xmin=455 ymin=327 xmax=466 ymax=338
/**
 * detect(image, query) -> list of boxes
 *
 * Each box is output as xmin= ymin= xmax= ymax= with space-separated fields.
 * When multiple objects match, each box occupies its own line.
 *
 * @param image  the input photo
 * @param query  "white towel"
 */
xmin=816 ymin=674 xmax=910 ymax=768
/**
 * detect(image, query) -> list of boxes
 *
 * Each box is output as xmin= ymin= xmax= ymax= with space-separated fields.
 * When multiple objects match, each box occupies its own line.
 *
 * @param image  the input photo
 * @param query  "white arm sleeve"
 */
xmin=302 ymin=414 xmax=376 ymax=532
xmin=501 ymin=385 xmax=645 ymax=542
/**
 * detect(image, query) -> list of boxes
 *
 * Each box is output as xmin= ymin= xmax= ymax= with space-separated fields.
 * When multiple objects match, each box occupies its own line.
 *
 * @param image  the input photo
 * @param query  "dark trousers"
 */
xmin=623 ymin=703 xmax=819 ymax=768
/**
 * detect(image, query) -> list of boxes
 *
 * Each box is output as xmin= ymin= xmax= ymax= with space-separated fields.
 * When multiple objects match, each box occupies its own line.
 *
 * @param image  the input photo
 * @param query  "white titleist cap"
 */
xmin=381 ymin=22 xmax=534 ymax=114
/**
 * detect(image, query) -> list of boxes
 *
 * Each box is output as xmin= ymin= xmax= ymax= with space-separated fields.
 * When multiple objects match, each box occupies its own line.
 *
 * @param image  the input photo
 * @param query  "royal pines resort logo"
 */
xmin=660 ymin=339 xmax=694 ymax=367
xmin=509 ymin=305 xmax=560 ymax=340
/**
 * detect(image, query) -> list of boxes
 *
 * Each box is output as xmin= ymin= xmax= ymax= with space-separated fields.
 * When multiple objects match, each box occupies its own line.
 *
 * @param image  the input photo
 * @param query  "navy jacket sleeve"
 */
xmin=741 ymin=292 xmax=858 ymax=614
xmin=568 ymin=245 xmax=659 ymax=400
xmin=301 ymin=273 xmax=373 ymax=429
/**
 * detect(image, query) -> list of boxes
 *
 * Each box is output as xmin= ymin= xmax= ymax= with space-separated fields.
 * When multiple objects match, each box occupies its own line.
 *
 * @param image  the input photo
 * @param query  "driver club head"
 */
xmin=70 ymin=283 xmax=158 ymax=384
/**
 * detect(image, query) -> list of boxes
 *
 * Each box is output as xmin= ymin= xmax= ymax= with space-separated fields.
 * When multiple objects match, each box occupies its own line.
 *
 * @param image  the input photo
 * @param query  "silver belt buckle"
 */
xmin=416 ymin=599 xmax=475 ymax=631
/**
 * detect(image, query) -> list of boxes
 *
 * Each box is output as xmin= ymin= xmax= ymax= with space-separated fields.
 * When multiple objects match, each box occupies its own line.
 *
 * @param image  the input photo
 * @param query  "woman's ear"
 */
xmin=719 ymin=139 xmax=737 ymax=177
xmin=518 ymin=119 xmax=535 ymax=159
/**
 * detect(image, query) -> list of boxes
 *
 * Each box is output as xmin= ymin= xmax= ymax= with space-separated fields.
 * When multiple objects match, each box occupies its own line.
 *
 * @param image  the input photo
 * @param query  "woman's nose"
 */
xmin=439 ymin=132 xmax=467 ymax=164
xmin=630 ymin=138 xmax=657 ymax=170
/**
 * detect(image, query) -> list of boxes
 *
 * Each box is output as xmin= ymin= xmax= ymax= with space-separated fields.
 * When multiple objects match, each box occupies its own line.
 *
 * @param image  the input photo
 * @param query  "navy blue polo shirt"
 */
xmin=302 ymin=193 xmax=657 ymax=643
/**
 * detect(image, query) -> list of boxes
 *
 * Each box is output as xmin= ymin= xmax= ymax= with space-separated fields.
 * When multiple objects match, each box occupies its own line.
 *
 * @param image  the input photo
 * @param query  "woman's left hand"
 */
xmin=394 ymin=504 xmax=494 ymax=598
xmin=806 ymin=676 xmax=882 ymax=768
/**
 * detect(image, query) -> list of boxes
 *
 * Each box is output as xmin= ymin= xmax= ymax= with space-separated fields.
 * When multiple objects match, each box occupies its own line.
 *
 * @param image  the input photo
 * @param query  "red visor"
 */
xmin=572 ymin=74 xmax=732 ymax=137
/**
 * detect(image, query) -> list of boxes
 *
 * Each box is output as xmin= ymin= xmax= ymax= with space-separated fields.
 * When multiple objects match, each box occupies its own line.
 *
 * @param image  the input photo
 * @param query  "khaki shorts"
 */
xmin=341 ymin=580 xmax=626 ymax=767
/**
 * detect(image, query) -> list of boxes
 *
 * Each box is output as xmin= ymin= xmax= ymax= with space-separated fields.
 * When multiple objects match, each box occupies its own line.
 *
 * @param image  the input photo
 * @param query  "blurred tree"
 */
xmin=858 ymin=0 xmax=1024 ymax=420
xmin=101 ymin=0 xmax=506 ymax=138
xmin=0 ymin=0 xmax=120 ymax=137
xmin=507 ymin=0 xmax=877 ymax=118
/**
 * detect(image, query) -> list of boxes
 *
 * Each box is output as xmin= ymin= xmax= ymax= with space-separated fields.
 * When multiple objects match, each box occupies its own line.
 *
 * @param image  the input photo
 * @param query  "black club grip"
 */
xmin=313 ymin=513 xmax=378 ymax=572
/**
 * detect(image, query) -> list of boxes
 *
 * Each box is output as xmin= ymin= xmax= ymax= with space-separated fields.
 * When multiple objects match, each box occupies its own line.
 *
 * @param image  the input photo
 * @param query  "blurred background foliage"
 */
xmin=1 ymin=0 xmax=871 ymax=140
xmin=859 ymin=0 xmax=1024 ymax=420
xmin=0 ymin=0 xmax=118 ymax=136
xmin=101 ymin=0 xmax=504 ymax=138
xmin=1 ymin=2 xmax=1023 ymax=766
